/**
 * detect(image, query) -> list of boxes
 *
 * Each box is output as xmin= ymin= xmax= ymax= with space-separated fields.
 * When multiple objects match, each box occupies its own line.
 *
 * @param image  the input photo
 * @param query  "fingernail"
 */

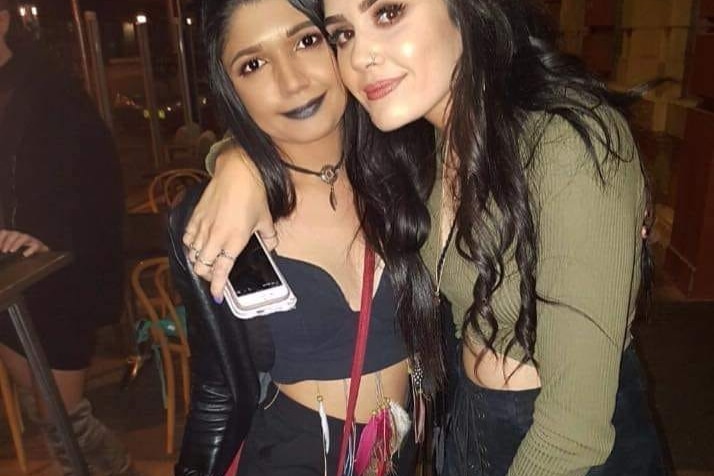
xmin=213 ymin=295 xmax=224 ymax=305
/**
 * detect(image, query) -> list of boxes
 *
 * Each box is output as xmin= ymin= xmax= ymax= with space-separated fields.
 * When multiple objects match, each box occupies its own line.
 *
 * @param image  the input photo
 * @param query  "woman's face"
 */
xmin=323 ymin=0 xmax=462 ymax=131
xmin=222 ymin=0 xmax=347 ymax=149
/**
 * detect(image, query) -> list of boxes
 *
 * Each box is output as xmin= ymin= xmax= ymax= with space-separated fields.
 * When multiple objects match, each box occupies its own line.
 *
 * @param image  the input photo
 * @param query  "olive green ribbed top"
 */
xmin=423 ymin=107 xmax=645 ymax=475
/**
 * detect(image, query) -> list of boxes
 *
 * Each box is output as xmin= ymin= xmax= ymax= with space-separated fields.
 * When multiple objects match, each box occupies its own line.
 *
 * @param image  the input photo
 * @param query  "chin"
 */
xmin=367 ymin=106 xmax=419 ymax=132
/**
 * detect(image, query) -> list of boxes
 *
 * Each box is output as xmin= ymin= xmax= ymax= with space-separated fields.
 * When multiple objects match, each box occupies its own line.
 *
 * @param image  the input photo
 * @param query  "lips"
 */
xmin=282 ymin=93 xmax=326 ymax=120
xmin=363 ymin=75 xmax=405 ymax=101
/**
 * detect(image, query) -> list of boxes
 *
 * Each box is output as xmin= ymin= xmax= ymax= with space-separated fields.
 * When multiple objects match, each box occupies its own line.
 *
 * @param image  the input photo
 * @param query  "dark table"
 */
xmin=0 ymin=252 xmax=89 ymax=475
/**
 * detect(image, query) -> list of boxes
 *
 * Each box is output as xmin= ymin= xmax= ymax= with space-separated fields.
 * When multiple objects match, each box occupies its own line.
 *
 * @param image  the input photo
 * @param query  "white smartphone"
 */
xmin=223 ymin=233 xmax=296 ymax=319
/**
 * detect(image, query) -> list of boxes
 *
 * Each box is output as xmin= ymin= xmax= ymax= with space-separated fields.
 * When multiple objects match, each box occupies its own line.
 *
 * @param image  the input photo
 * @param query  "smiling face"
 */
xmin=222 ymin=0 xmax=347 ymax=149
xmin=323 ymin=0 xmax=462 ymax=131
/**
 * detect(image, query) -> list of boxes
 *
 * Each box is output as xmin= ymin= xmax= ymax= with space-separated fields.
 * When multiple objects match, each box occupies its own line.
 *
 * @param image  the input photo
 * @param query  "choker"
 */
xmin=283 ymin=157 xmax=344 ymax=211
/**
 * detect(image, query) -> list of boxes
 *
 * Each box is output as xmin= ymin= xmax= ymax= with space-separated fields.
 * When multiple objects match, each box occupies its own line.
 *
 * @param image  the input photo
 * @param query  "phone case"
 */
xmin=225 ymin=291 xmax=297 ymax=319
xmin=223 ymin=234 xmax=297 ymax=319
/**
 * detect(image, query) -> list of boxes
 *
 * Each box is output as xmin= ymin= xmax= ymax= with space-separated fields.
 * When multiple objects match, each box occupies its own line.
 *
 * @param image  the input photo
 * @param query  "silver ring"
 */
xmin=367 ymin=52 xmax=377 ymax=67
xmin=196 ymin=255 xmax=215 ymax=267
xmin=217 ymin=249 xmax=237 ymax=261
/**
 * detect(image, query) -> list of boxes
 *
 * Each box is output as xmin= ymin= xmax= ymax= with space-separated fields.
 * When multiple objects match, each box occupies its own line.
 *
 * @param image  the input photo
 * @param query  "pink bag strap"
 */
xmin=224 ymin=443 xmax=243 ymax=475
xmin=335 ymin=247 xmax=376 ymax=476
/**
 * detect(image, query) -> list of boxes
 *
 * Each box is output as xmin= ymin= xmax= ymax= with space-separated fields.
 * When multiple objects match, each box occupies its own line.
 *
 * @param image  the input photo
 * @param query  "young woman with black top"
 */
xmin=170 ymin=0 xmax=439 ymax=474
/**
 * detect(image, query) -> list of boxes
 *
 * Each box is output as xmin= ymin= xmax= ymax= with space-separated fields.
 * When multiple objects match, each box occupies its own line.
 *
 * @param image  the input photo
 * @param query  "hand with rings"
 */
xmin=182 ymin=145 xmax=277 ymax=302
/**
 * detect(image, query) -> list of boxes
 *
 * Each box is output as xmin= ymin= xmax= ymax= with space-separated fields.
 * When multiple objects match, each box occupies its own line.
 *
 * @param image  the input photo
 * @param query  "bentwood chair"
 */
xmin=147 ymin=168 xmax=208 ymax=213
xmin=130 ymin=257 xmax=190 ymax=454
xmin=0 ymin=359 xmax=27 ymax=473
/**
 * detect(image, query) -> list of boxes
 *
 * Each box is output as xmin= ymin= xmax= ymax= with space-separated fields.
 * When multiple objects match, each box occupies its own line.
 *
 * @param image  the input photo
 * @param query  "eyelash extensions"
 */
xmin=374 ymin=2 xmax=405 ymax=25
xmin=326 ymin=2 xmax=407 ymax=48
xmin=239 ymin=32 xmax=325 ymax=76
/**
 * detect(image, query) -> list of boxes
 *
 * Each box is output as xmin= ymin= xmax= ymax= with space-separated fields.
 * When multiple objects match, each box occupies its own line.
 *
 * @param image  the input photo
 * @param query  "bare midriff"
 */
xmin=462 ymin=342 xmax=541 ymax=391
xmin=276 ymin=359 xmax=410 ymax=423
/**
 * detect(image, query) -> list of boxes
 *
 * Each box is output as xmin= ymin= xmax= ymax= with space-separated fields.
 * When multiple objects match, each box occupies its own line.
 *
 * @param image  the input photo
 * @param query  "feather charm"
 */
xmin=389 ymin=400 xmax=411 ymax=449
xmin=317 ymin=394 xmax=330 ymax=455
xmin=410 ymin=357 xmax=427 ymax=443
xmin=344 ymin=422 xmax=357 ymax=476
xmin=355 ymin=410 xmax=382 ymax=475
xmin=355 ymin=406 xmax=396 ymax=476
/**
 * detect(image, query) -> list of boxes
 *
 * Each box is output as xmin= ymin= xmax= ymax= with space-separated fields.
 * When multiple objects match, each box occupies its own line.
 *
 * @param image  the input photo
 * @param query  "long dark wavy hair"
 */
xmin=201 ymin=0 xmax=444 ymax=389
xmin=439 ymin=0 xmax=653 ymax=365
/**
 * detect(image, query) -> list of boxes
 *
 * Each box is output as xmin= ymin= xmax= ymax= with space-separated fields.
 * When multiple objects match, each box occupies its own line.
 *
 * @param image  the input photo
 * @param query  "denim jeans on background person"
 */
xmin=442 ymin=345 xmax=668 ymax=476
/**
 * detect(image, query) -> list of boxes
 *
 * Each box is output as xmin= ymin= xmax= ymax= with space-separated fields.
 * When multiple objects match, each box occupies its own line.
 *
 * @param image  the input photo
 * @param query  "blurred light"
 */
xmin=143 ymin=110 xmax=150 ymax=119
xmin=136 ymin=14 xmax=148 ymax=24
xmin=122 ymin=22 xmax=134 ymax=41
xmin=186 ymin=18 xmax=193 ymax=26
xmin=19 ymin=6 xmax=26 ymax=16
xmin=31 ymin=6 xmax=37 ymax=16
xmin=158 ymin=109 xmax=166 ymax=120
xmin=166 ymin=106 xmax=172 ymax=112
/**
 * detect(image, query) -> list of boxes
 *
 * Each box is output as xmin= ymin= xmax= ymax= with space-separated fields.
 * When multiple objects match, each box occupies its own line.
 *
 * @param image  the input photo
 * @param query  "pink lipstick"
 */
xmin=363 ymin=76 xmax=405 ymax=101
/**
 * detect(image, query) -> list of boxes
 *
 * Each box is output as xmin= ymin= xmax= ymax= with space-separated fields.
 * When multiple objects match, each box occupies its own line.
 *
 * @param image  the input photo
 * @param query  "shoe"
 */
xmin=41 ymin=398 xmax=144 ymax=476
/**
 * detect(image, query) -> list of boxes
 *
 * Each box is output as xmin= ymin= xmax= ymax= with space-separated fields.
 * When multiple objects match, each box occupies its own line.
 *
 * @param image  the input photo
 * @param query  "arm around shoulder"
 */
xmin=168 ymin=185 xmax=263 ymax=476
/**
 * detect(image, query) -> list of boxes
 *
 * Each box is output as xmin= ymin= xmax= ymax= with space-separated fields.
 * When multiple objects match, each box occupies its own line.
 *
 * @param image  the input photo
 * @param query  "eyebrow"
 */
xmin=286 ymin=20 xmax=315 ymax=38
xmin=358 ymin=0 xmax=379 ymax=11
xmin=325 ymin=0 xmax=378 ymax=26
xmin=228 ymin=20 xmax=316 ymax=68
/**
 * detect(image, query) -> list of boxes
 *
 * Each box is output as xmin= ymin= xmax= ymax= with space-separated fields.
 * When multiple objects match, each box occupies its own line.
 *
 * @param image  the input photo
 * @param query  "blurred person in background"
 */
xmin=0 ymin=1 xmax=141 ymax=474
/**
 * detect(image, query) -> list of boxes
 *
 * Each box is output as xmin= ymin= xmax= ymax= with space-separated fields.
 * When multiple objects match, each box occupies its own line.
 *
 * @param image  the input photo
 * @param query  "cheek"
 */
xmin=337 ymin=57 xmax=360 ymax=96
xmin=398 ymin=41 xmax=416 ymax=59
xmin=234 ymin=85 xmax=272 ymax=127
xmin=409 ymin=31 xmax=459 ymax=91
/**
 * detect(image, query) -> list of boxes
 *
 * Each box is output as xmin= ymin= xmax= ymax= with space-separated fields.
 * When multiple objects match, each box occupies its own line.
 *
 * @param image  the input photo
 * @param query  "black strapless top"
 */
xmin=267 ymin=255 xmax=407 ymax=383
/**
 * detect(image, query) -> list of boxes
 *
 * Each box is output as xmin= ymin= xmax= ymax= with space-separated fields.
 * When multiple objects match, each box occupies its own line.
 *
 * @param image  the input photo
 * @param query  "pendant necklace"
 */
xmin=283 ymin=156 xmax=345 ymax=211
xmin=435 ymin=151 xmax=457 ymax=302
xmin=435 ymin=220 xmax=456 ymax=303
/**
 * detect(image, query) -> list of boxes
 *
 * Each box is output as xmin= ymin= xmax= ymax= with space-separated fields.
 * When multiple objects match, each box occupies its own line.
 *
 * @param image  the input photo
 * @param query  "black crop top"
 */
xmin=267 ymin=255 xmax=407 ymax=384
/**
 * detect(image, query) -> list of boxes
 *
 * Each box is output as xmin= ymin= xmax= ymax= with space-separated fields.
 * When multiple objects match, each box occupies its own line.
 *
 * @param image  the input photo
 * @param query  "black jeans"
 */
xmin=442 ymin=346 xmax=668 ymax=476
xmin=237 ymin=382 xmax=417 ymax=476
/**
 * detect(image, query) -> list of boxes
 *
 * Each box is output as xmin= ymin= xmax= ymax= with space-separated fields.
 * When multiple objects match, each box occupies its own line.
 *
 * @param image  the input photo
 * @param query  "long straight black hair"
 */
xmin=201 ymin=0 xmax=444 ymax=389
xmin=439 ymin=0 xmax=653 ymax=364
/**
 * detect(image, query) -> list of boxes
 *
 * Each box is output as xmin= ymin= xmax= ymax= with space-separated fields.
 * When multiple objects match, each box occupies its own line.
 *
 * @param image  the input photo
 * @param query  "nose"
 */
xmin=274 ymin=56 xmax=310 ymax=95
xmin=349 ymin=35 xmax=382 ymax=71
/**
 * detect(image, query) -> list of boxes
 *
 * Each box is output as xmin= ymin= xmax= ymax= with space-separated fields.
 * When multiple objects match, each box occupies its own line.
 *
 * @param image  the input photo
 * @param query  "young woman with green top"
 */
xmin=184 ymin=0 xmax=667 ymax=474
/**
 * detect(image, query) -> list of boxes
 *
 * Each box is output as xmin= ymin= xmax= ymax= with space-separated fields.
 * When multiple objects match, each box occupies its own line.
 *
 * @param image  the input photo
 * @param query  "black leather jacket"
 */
xmin=168 ymin=185 xmax=275 ymax=476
